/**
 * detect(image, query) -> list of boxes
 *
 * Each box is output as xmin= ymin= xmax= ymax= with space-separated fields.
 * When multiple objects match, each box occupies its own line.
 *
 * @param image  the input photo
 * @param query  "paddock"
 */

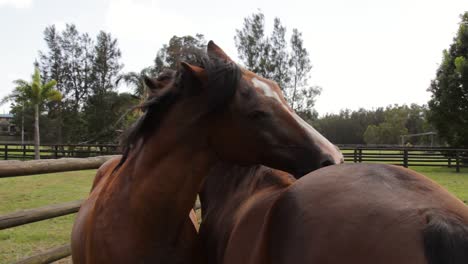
xmin=0 ymin=155 xmax=466 ymax=263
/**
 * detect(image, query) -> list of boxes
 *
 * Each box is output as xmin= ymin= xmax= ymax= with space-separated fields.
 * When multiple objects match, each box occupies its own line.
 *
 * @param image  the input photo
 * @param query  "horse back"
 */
xmin=267 ymin=163 xmax=468 ymax=264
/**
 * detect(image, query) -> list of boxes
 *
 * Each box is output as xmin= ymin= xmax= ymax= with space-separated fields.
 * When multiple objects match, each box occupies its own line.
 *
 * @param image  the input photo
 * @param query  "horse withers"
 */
xmin=71 ymin=41 xmax=342 ymax=264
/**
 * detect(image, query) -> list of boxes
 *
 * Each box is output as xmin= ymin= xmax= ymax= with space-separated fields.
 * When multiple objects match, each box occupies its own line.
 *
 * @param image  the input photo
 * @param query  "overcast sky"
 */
xmin=0 ymin=0 xmax=466 ymax=116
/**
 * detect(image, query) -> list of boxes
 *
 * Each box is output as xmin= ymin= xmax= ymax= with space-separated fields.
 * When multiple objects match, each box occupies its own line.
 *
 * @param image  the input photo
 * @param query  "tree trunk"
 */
xmin=21 ymin=105 xmax=24 ymax=145
xmin=34 ymin=104 xmax=40 ymax=160
xmin=58 ymin=102 xmax=63 ymax=144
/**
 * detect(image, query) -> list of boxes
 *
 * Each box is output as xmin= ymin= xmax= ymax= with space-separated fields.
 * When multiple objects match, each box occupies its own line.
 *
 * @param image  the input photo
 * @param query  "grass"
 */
xmin=0 ymin=166 xmax=467 ymax=263
xmin=0 ymin=170 xmax=96 ymax=264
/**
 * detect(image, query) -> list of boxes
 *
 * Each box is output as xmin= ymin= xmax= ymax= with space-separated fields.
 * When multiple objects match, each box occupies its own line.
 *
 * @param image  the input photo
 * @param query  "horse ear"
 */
xmin=180 ymin=62 xmax=208 ymax=86
xmin=207 ymin=41 xmax=233 ymax=62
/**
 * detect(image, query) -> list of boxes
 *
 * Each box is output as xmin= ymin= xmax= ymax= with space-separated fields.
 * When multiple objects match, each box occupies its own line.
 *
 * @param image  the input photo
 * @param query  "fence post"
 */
xmin=22 ymin=144 xmax=26 ymax=160
xmin=456 ymin=150 xmax=460 ymax=173
xmin=448 ymin=157 xmax=452 ymax=168
xmin=54 ymin=145 xmax=58 ymax=159
xmin=4 ymin=144 xmax=8 ymax=160
xmin=358 ymin=148 xmax=362 ymax=163
xmin=403 ymin=148 xmax=406 ymax=167
xmin=353 ymin=149 xmax=357 ymax=163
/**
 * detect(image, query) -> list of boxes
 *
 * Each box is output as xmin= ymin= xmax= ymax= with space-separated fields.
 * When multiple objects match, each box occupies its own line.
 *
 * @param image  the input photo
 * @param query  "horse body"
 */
xmin=200 ymin=163 xmax=468 ymax=264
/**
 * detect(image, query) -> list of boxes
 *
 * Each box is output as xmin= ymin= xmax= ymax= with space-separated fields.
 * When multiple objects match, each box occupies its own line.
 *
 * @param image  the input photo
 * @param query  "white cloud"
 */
xmin=105 ymin=0 xmax=191 ymax=43
xmin=0 ymin=0 xmax=33 ymax=9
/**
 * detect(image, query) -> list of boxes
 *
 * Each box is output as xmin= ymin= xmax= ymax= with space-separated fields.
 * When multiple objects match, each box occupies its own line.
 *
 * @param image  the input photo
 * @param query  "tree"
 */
xmin=116 ymin=67 xmax=156 ymax=99
xmin=234 ymin=12 xmax=270 ymax=77
xmin=268 ymin=18 xmax=291 ymax=89
xmin=83 ymin=92 xmax=138 ymax=143
xmin=82 ymin=31 xmax=124 ymax=143
xmin=428 ymin=12 xmax=468 ymax=147
xmin=39 ymin=24 xmax=95 ymax=143
xmin=2 ymin=67 xmax=61 ymax=159
xmin=91 ymin=31 xmax=123 ymax=95
xmin=39 ymin=24 xmax=127 ymax=143
xmin=153 ymin=34 xmax=206 ymax=73
xmin=289 ymin=29 xmax=321 ymax=113
xmin=235 ymin=12 xmax=321 ymax=115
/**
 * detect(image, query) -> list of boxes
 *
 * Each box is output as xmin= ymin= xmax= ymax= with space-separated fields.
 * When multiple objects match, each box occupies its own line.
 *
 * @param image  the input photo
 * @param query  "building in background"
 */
xmin=0 ymin=114 xmax=16 ymax=135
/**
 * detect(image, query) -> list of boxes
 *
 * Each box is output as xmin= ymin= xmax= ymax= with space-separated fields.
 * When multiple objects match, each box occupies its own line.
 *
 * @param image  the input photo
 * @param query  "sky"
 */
xmin=0 ymin=0 xmax=466 ymax=116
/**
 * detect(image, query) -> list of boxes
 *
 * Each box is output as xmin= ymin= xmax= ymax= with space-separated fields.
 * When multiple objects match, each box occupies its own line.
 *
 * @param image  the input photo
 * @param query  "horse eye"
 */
xmin=248 ymin=110 xmax=270 ymax=120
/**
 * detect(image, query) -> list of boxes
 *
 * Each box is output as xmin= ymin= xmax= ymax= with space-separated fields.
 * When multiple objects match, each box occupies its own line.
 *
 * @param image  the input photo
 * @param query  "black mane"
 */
xmin=115 ymin=52 xmax=241 ymax=172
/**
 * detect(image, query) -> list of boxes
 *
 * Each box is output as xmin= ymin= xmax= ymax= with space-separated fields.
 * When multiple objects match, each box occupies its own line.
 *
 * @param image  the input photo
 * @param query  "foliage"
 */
xmin=428 ymin=12 xmax=468 ymax=147
xmin=38 ymin=24 xmax=127 ymax=143
xmin=153 ymin=34 xmax=206 ymax=73
xmin=234 ymin=11 xmax=321 ymax=114
xmin=116 ymin=67 xmax=154 ymax=99
xmin=314 ymin=104 xmax=435 ymax=145
xmin=83 ymin=92 xmax=139 ymax=143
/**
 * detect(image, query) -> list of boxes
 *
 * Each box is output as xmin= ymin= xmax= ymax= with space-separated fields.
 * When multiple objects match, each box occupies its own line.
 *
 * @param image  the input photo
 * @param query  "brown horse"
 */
xmin=71 ymin=42 xmax=342 ymax=264
xmin=199 ymin=162 xmax=468 ymax=264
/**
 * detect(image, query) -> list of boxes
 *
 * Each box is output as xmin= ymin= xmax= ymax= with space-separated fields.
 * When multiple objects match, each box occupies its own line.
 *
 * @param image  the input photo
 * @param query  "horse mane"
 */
xmin=115 ymin=52 xmax=241 ymax=173
xmin=199 ymin=163 xmax=294 ymax=263
xmin=200 ymin=163 xmax=294 ymax=216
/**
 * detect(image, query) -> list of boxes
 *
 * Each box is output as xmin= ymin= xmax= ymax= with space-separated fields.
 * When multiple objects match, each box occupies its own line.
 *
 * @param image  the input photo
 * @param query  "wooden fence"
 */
xmin=1 ymin=144 xmax=467 ymax=172
xmin=0 ymin=156 xmax=115 ymax=264
xmin=338 ymin=145 xmax=468 ymax=172
xmin=0 ymin=143 xmax=119 ymax=160
xmin=0 ymin=156 xmax=202 ymax=264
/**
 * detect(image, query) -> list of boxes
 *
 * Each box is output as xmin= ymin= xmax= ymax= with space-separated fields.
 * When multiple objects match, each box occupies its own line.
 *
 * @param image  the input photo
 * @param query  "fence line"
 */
xmin=0 ymin=143 xmax=119 ymax=160
xmin=1 ymin=143 xmax=466 ymax=172
xmin=337 ymin=145 xmax=468 ymax=172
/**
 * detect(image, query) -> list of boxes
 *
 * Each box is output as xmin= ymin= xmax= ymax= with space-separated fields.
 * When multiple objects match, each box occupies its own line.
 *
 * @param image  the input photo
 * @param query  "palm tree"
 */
xmin=1 ymin=67 xmax=61 ymax=159
xmin=116 ymin=67 xmax=155 ymax=99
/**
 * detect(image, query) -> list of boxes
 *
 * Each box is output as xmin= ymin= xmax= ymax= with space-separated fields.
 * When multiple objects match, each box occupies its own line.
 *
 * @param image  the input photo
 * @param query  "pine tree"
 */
xmin=268 ymin=18 xmax=290 ymax=90
xmin=289 ymin=29 xmax=317 ymax=111
xmin=234 ymin=12 xmax=270 ymax=77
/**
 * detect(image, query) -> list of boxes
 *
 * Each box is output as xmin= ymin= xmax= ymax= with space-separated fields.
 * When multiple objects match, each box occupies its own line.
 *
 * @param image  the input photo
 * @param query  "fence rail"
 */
xmin=0 ymin=143 xmax=119 ymax=160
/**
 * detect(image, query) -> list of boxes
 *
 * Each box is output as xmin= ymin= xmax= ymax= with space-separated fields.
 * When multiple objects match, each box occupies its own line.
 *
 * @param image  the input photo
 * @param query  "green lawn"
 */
xmin=0 ymin=170 xmax=96 ymax=264
xmin=0 ymin=166 xmax=467 ymax=263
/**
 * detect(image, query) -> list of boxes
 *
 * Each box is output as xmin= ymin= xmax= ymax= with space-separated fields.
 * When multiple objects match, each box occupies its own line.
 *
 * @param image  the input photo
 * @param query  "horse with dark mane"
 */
xmin=71 ymin=42 xmax=342 ymax=264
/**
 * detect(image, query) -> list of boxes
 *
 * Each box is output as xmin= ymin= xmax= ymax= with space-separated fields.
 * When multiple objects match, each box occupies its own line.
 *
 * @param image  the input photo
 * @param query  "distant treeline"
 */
xmin=311 ymin=104 xmax=438 ymax=145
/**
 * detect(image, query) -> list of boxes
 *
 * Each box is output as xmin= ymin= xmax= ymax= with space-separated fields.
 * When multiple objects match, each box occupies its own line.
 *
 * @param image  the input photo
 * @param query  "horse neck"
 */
xmin=115 ymin=130 xmax=215 ymax=240
xmin=199 ymin=162 xmax=293 ymax=263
